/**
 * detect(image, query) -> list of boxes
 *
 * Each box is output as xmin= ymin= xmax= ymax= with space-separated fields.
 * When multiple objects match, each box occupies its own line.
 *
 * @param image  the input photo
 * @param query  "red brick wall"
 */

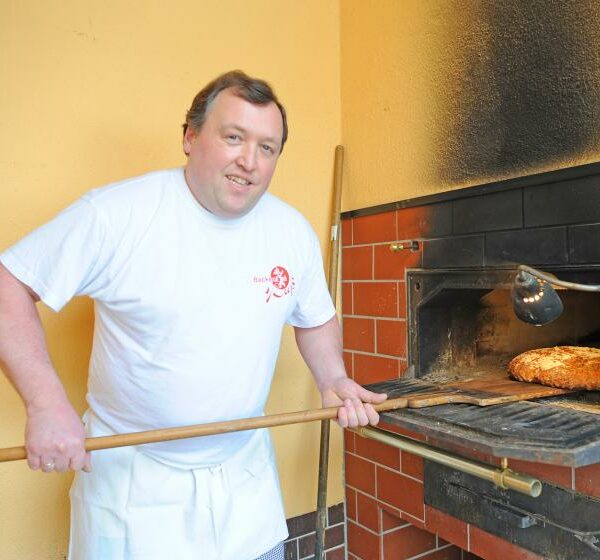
xmin=342 ymin=210 xmax=422 ymax=387
xmin=344 ymin=419 xmax=558 ymax=560
xmin=341 ymin=209 xmax=553 ymax=559
xmin=341 ymin=168 xmax=600 ymax=559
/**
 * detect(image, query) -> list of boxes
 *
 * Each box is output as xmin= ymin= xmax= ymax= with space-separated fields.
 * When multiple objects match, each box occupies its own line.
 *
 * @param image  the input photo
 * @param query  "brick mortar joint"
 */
xmin=345 ymin=453 xmax=424 ymax=484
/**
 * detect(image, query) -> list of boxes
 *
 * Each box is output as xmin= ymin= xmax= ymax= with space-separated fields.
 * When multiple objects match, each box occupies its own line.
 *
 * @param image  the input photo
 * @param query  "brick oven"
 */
xmin=341 ymin=162 xmax=600 ymax=560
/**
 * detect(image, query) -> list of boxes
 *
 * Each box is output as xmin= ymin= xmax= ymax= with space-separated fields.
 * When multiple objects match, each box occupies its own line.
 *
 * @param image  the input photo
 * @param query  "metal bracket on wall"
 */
xmin=390 ymin=240 xmax=419 ymax=252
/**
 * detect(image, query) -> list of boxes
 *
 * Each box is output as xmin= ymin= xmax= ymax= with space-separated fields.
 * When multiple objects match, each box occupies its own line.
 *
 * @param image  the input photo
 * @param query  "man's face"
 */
xmin=183 ymin=88 xmax=284 ymax=219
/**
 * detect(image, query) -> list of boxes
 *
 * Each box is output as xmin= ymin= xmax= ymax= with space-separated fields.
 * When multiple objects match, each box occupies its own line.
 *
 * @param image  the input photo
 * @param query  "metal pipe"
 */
xmin=355 ymin=426 xmax=542 ymax=498
xmin=518 ymin=264 xmax=600 ymax=292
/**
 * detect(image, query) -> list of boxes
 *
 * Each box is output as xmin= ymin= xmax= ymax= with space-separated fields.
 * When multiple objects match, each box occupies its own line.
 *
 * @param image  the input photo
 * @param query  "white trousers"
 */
xmin=69 ymin=412 xmax=288 ymax=560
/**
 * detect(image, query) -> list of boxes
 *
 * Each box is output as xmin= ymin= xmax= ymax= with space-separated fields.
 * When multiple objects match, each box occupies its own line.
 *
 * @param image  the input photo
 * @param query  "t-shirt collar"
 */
xmin=174 ymin=167 xmax=259 ymax=228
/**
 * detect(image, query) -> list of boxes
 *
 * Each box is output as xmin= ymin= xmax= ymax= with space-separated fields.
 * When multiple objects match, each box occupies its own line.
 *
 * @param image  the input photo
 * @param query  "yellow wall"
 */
xmin=340 ymin=0 xmax=600 ymax=211
xmin=340 ymin=0 xmax=439 ymax=210
xmin=13 ymin=2 xmax=596 ymax=557
xmin=0 ymin=2 xmax=341 ymax=558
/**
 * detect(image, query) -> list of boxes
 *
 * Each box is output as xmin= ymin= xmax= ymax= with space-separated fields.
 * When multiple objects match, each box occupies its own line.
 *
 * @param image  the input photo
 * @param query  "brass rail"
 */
xmin=354 ymin=426 xmax=542 ymax=497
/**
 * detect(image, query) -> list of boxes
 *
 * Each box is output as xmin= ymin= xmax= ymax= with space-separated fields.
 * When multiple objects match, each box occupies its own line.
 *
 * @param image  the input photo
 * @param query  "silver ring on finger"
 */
xmin=42 ymin=460 xmax=55 ymax=471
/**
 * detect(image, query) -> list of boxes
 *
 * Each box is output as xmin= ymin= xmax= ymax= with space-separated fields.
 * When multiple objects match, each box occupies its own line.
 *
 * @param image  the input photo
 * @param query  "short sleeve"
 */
xmin=0 ymin=198 xmax=110 ymax=312
xmin=286 ymin=231 xmax=336 ymax=328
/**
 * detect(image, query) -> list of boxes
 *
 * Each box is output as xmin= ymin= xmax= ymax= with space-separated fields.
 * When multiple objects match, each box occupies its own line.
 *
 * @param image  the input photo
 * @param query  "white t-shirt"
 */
xmin=1 ymin=168 xmax=335 ymax=466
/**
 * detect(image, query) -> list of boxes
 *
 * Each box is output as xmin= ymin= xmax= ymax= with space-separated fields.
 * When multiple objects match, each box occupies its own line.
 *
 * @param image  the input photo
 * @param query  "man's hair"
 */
xmin=183 ymin=70 xmax=288 ymax=153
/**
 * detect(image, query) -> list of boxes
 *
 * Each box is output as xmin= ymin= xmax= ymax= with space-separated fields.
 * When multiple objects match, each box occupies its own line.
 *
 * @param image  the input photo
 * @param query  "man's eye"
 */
xmin=226 ymin=134 xmax=241 ymax=142
xmin=262 ymin=144 xmax=274 ymax=154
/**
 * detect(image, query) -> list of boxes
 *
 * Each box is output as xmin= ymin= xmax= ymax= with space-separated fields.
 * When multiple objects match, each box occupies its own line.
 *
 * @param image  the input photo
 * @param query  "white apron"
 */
xmin=68 ymin=412 xmax=288 ymax=560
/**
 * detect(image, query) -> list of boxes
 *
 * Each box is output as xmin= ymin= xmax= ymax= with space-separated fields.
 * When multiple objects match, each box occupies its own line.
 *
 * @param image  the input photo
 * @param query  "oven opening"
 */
xmin=407 ymin=267 xmax=600 ymax=385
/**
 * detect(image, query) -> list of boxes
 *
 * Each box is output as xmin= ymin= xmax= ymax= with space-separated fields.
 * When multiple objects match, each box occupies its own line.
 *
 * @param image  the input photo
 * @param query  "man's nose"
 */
xmin=236 ymin=144 xmax=258 ymax=171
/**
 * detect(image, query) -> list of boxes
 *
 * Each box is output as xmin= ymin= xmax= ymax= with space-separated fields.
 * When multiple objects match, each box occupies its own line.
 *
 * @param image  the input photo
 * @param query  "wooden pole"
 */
xmin=315 ymin=144 xmax=345 ymax=560
xmin=0 ymin=387 xmax=558 ymax=463
xmin=0 ymin=397 xmax=409 ymax=463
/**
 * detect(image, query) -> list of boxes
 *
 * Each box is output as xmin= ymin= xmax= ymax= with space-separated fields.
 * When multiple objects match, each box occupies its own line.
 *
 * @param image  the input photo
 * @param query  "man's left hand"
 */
xmin=321 ymin=377 xmax=387 ymax=428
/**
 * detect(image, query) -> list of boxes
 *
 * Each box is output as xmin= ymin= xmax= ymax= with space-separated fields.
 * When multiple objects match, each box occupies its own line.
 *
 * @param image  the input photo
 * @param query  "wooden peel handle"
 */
xmin=0 ymin=396 xmax=408 ymax=463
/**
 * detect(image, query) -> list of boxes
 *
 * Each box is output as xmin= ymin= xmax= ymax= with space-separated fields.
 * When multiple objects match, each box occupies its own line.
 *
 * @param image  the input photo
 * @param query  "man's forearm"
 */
xmin=294 ymin=315 xmax=387 ymax=427
xmin=0 ymin=265 xmax=68 ymax=411
xmin=0 ymin=264 xmax=88 ymax=472
xmin=293 ymin=315 xmax=347 ymax=392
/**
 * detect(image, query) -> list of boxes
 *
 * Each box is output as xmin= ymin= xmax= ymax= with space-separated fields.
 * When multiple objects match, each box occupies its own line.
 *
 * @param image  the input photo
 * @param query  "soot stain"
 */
xmin=436 ymin=0 xmax=600 ymax=184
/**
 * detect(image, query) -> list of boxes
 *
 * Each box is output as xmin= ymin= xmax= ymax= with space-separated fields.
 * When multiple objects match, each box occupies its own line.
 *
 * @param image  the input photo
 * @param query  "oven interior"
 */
xmin=407 ymin=267 xmax=600 ymax=384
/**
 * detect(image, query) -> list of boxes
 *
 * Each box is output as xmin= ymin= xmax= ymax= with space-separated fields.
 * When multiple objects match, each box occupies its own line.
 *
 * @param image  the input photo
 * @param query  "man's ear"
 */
xmin=183 ymin=126 xmax=197 ymax=156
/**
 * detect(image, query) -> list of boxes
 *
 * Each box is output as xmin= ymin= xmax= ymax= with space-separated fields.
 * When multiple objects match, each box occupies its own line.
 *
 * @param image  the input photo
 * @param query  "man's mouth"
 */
xmin=226 ymin=175 xmax=251 ymax=187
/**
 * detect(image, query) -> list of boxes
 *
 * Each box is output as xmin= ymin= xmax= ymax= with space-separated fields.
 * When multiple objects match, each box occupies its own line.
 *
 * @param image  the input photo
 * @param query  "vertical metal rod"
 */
xmin=315 ymin=145 xmax=344 ymax=560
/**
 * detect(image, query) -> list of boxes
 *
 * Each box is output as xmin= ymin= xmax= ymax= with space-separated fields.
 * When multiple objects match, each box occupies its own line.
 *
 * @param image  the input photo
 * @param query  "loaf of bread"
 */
xmin=508 ymin=346 xmax=600 ymax=390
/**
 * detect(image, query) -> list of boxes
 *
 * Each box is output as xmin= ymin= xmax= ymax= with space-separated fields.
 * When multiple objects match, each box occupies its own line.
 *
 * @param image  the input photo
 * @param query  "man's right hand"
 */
xmin=25 ymin=397 xmax=91 ymax=473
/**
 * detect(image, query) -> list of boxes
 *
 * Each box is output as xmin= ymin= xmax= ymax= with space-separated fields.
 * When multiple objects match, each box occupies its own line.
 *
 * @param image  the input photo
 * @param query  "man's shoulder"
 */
xmin=259 ymin=192 xmax=313 ymax=232
xmin=82 ymin=168 xmax=180 ymax=212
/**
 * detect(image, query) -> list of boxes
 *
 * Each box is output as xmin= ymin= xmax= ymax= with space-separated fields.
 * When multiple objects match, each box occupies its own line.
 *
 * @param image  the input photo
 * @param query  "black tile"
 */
xmin=453 ymin=189 xmax=522 ymax=234
xmin=485 ymin=227 xmax=568 ymax=266
xmin=284 ymin=539 xmax=298 ymax=560
xmin=286 ymin=511 xmax=316 ymax=539
xmin=325 ymin=546 xmax=346 ymax=560
xmin=325 ymin=524 xmax=345 ymax=548
xmin=327 ymin=503 xmax=345 ymax=526
xmin=569 ymin=223 xmax=600 ymax=264
xmin=422 ymin=236 xmax=484 ymax=268
xmin=298 ymin=532 xmax=316 ymax=559
xmin=524 ymin=175 xmax=600 ymax=227
xmin=424 ymin=201 xmax=453 ymax=238
xmin=396 ymin=201 xmax=452 ymax=240
xmin=342 ymin=163 xmax=600 ymax=221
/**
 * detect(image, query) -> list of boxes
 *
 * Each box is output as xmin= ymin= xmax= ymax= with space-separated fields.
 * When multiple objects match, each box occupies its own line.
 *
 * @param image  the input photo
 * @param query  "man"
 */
xmin=0 ymin=71 xmax=386 ymax=559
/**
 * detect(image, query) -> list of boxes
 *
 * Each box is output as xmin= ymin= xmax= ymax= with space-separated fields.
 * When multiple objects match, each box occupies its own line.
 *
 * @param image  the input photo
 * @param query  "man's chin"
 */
xmin=216 ymin=200 xmax=258 ymax=220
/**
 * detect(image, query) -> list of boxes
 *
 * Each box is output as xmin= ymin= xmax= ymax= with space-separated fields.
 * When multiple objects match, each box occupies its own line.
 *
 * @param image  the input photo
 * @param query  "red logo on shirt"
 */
xmin=270 ymin=266 xmax=289 ymax=290
xmin=254 ymin=266 xmax=295 ymax=302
